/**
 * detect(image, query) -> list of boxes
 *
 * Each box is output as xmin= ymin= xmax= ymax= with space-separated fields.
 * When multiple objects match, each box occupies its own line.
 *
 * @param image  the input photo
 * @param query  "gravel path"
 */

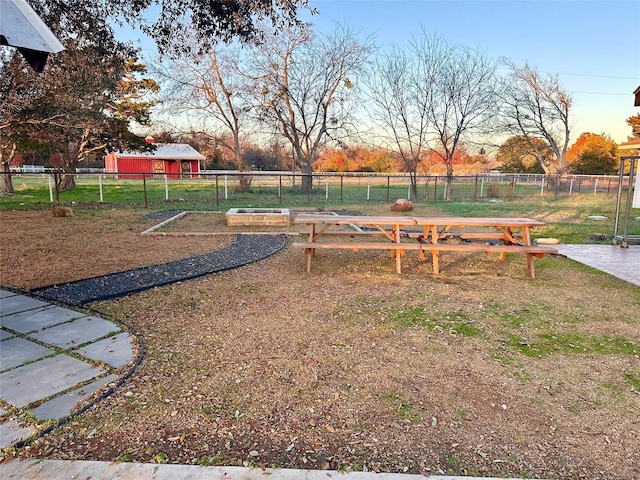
xmin=32 ymin=235 xmax=286 ymax=305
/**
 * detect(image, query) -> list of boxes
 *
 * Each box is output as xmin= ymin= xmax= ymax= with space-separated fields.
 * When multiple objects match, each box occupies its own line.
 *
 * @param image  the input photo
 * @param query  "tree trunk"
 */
xmin=408 ymin=171 xmax=418 ymax=200
xmin=301 ymin=171 xmax=313 ymax=194
xmin=62 ymin=172 xmax=76 ymax=190
xmin=1 ymin=142 xmax=16 ymax=194
xmin=235 ymin=151 xmax=252 ymax=192
xmin=300 ymin=157 xmax=313 ymax=194
xmin=1 ymin=162 xmax=15 ymax=194
xmin=445 ymin=163 xmax=454 ymax=201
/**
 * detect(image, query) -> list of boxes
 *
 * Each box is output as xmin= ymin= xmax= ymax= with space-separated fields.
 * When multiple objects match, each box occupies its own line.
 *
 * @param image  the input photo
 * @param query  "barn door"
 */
xmin=180 ymin=161 xmax=192 ymax=178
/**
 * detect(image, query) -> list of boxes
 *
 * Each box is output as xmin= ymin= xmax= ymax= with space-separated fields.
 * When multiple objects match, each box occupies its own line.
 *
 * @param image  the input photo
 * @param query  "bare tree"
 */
xmin=156 ymin=42 xmax=254 ymax=189
xmin=425 ymin=37 xmax=498 ymax=200
xmin=495 ymin=61 xmax=572 ymax=175
xmin=253 ymin=24 xmax=372 ymax=193
xmin=366 ymin=34 xmax=496 ymax=200
xmin=365 ymin=44 xmax=431 ymax=199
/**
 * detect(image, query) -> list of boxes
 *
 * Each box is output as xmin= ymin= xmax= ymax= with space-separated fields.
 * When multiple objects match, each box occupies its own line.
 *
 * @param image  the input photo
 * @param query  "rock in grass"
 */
xmin=535 ymin=238 xmax=560 ymax=245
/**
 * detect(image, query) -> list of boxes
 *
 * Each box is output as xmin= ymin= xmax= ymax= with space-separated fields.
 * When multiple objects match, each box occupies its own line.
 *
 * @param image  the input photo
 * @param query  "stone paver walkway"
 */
xmin=0 ymin=289 xmax=132 ymax=449
xmin=555 ymin=244 xmax=640 ymax=287
xmin=0 ymin=458 xmax=543 ymax=480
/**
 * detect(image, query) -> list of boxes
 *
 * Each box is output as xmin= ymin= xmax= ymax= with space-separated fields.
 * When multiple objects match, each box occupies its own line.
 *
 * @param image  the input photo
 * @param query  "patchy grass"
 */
xmin=1 ymin=206 xmax=639 ymax=479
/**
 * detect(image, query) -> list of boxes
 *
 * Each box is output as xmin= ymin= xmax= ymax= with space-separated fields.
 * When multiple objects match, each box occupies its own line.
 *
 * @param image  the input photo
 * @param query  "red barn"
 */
xmin=105 ymin=142 xmax=204 ymax=179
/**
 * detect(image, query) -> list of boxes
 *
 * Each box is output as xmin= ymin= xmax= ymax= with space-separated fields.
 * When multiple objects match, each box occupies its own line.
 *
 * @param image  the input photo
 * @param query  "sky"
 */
xmin=120 ymin=0 xmax=640 ymax=145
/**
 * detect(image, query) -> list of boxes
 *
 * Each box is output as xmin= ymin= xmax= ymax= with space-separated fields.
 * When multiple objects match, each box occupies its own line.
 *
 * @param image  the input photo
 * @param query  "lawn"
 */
xmin=0 ymin=199 xmax=638 ymax=479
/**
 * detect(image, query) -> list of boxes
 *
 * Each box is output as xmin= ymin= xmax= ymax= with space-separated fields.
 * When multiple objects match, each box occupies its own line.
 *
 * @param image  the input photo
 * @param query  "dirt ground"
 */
xmin=1 ymin=207 xmax=639 ymax=479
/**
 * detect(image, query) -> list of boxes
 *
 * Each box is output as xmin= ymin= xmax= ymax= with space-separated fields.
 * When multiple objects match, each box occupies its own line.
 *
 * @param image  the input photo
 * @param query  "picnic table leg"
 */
xmin=430 ymin=249 xmax=439 ymax=275
xmin=525 ymin=252 xmax=535 ymax=278
xmin=306 ymin=247 xmax=313 ymax=273
xmin=393 ymin=225 xmax=402 ymax=273
xmin=309 ymin=225 xmax=317 ymax=258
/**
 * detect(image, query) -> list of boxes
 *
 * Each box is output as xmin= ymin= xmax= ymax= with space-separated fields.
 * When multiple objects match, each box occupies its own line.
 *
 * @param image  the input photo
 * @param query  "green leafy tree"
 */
xmin=20 ymin=40 xmax=158 ymax=189
xmin=497 ymin=136 xmax=547 ymax=174
xmin=567 ymin=132 xmax=618 ymax=175
xmin=626 ymin=114 xmax=640 ymax=138
xmin=27 ymin=0 xmax=312 ymax=56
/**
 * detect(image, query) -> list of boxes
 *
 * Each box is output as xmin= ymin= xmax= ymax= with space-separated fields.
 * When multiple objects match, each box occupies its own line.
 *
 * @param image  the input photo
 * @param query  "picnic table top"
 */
xmin=294 ymin=214 xmax=546 ymax=227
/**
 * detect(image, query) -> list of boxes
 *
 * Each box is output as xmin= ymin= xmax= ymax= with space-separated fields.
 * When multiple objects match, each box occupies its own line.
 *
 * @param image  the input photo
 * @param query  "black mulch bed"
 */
xmin=32 ymin=235 xmax=286 ymax=306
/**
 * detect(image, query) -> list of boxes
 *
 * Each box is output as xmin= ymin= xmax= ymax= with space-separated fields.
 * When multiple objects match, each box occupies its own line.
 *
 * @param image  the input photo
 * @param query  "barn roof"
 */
xmin=116 ymin=143 xmax=205 ymax=160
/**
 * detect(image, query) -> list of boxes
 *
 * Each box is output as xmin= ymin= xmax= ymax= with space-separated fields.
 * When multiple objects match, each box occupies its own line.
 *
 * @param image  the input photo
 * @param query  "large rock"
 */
xmin=535 ymin=238 xmax=561 ymax=245
xmin=390 ymin=199 xmax=413 ymax=211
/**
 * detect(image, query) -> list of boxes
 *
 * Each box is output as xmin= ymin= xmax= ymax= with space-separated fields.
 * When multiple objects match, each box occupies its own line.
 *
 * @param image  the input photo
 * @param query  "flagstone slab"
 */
xmin=0 ymin=355 xmax=105 ymax=408
xmin=73 ymin=332 xmax=134 ymax=368
xmin=1 ymin=306 xmax=86 ymax=334
xmin=0 ymin=337 xmax=54 ymax=371
xmin=29 ymin=316 xmax=120 ymax=349
xmin=0 ymin=329 xmax=15 ymax=340
xmin=0 ymin=418 xmax=37 ymax=449
xmin=31 ymin=374 xmax=119 ymax=420
xmin=0 ymin=296 xmax=49 ymax=317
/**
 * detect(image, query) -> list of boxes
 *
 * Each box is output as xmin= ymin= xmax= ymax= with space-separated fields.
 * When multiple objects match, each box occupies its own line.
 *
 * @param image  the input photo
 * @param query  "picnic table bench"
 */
xmin=292 ymin=214 xmax=557 ymax=278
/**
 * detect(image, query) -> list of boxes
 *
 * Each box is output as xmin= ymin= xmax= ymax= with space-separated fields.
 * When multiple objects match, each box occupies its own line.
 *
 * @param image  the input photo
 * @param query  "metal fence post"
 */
xmin=143 ymin=173 xmax=148 ymax=208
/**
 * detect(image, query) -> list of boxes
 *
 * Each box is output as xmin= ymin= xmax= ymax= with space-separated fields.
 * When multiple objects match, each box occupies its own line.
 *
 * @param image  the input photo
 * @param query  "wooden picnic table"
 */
xmin=293 ymin=213 xmax=556 ymax=277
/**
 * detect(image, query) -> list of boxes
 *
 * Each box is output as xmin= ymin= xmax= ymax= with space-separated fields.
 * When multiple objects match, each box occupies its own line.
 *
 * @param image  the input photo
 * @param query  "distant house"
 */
xmin=634 ymin=85 xmax=640 ymax=107
xmin=105 ymin=139 xmax=205 ymax=179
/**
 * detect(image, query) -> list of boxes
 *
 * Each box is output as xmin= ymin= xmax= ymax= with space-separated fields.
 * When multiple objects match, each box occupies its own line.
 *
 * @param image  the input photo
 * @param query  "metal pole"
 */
xmin=215 ymin=175 xmax=219 ymax=206
xmin=612 ymin=160 xmax=626 ymax=245
xmin=165 ymin=174 xmax=169 ymax=200
xmin=386 ymin=176 xmax=390 ymax=202
xmin=99 ymin=174 xmax=103 ymax=202
xmin=621 ymin=157 xmax=636 ymax=248
xmin=143 ymin=173 xmax=148 ymax=208
xmin=48 ymin=175 xmax=53 ymax=203
xmin=279 ymin=175 xmax=282 ymax=203
xmin=433 ymin=176 xmax=438 ymax=202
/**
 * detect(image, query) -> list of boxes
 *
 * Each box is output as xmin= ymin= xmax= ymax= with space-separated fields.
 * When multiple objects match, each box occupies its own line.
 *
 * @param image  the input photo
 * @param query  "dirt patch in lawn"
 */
xmin=0 ymin=209 xmax=235 ymax=289
xmin=1 ymin=207 xmax=639 ymax=479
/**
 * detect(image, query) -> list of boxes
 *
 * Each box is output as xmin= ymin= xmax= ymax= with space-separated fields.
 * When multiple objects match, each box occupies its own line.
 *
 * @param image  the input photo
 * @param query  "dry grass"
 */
xmin=1 ymin=207 xmax=639 ymax=479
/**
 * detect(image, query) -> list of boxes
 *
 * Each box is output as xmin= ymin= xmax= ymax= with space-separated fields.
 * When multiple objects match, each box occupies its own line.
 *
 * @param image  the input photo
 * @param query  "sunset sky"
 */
xmin=119 ymin=0 xmax=640 ymax=144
